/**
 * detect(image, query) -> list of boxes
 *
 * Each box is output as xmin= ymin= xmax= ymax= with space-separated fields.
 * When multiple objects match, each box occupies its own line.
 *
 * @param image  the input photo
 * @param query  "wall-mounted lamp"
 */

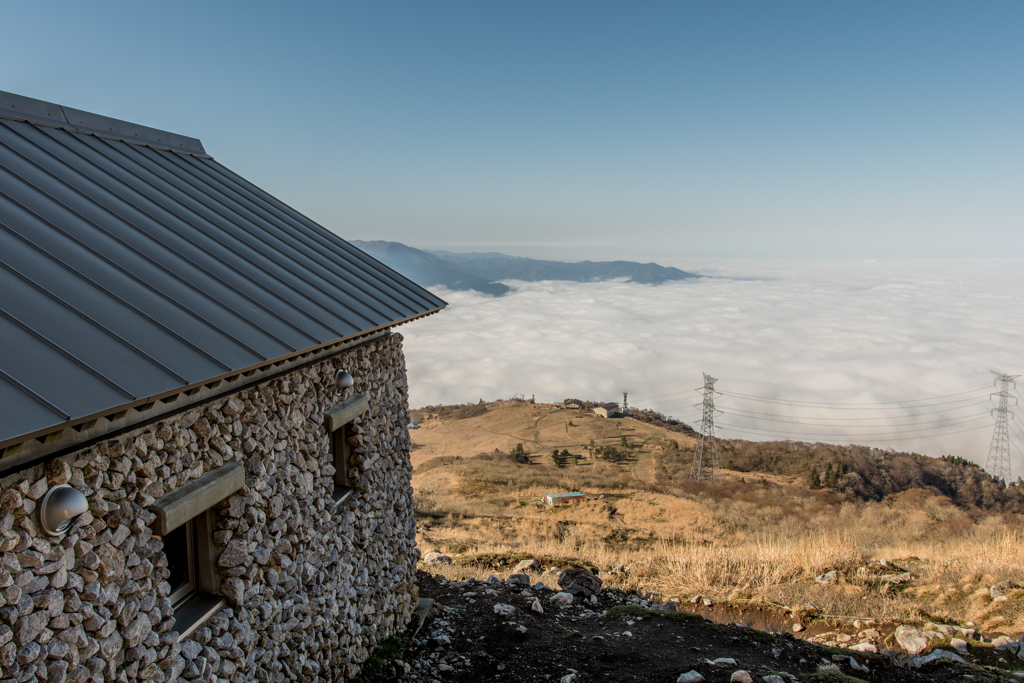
xmin=40 ymin=484 xmax=89 ymax=536
xmin=335 ymin=370 xmax=354 ymax=394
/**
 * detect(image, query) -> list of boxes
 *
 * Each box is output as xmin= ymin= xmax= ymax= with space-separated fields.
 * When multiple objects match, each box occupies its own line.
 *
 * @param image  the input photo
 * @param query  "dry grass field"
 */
xmin=410 ymin=402 xmax=1024 ymax=634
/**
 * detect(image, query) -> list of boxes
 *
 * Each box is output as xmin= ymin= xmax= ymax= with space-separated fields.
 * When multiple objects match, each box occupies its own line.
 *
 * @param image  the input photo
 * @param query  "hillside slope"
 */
xmin=409 ymin=401 xmax=1024 ymax=637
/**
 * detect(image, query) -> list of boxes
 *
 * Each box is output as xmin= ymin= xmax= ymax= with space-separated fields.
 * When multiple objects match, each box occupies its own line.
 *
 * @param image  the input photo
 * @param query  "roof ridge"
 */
xmin=0 ymin=89 xmax=208 ymax=157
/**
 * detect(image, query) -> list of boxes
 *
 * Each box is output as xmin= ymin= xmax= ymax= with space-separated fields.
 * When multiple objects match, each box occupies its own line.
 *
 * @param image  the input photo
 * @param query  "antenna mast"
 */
xmin=987 ymin=371 xmax=1019 ymax=482
xmin=622 ymin=392 xmax=629 ymax=416
xmin=690 ymin=373 xmax=722 ymax=483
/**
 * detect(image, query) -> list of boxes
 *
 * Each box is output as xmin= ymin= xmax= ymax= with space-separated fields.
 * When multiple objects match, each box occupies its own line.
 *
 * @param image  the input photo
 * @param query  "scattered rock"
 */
xmin=730 ymin=671 xmax=753 ymax=683
xmin=493 ymin=603 xmax=515 ymax=617
xmin=950 ymin=638 xmax=968 ymax=654
xmin=423 ymin=552 xmax=452 ymax=566
xmin=552 ymin=592 xmax=574 ymax=606
xmin=905 ymin=649 xmax=967 ymax=668
xmin=531 ymin=599 xmax=544 ymax=614
xmin=990 ymin=580 xmax=1019 ymax=599
xmin=879 ymin=572 xmax=912 ymax=584
xmin=707 ymin=658 xmax=737 ymax=667
xmin=507 ymin=574 xmax=530 ymax=587
xmin=761 ymin=677 xmax=785 ymax=683
xmin=848 ymin=657 xmax=869 ymax=673
xmin=513 ymin=559 xmax=541 ymax=573
xmin=993 ymin=635 xmax=1019 ymax=652
xmin=792 ymin=624 xmax=804 ymax=633
xmin=848 ymin=643 xmax=876 ymax=653
xmin=893 ymin=625 xmax=928 ymax=654
xmin=557 ymin=568 xmax=602 ymax=597
xmin=676 ymin=672 xmax=705 ymax=683
xmin=702 ymin=598 xmax=713 ymax=607
xmin=814 ymin=570 xmax=838 ymax=585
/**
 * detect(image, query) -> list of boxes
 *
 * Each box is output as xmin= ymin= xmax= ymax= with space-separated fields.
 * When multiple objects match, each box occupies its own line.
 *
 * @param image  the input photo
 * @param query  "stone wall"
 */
xmin=0 ymin=333 xmax=419 ymax=683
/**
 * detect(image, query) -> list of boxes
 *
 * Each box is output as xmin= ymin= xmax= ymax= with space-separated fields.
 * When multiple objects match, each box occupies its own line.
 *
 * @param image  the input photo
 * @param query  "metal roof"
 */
xmin=0 ymin=90 xmax=446 ymax=460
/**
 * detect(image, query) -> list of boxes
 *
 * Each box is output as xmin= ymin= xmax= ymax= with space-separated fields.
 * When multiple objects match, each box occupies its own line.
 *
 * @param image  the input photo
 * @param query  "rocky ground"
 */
xmin=367 ymin=565 xmax=1024 ymax=683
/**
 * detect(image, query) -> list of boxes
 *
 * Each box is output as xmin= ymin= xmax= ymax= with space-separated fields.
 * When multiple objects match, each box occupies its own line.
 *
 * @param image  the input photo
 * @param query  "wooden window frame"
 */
xmin=152 ymin=463 xmax=244 ymax=641
xmin=324 ymin=393 xmax=368 ymax=507
xmin=331 ymin=421 xmax=355 ymax=504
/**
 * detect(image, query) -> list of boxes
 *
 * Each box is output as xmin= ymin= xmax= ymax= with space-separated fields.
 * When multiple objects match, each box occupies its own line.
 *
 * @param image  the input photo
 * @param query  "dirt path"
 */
xmin=390 ymin=571 xmax=998 ymax=683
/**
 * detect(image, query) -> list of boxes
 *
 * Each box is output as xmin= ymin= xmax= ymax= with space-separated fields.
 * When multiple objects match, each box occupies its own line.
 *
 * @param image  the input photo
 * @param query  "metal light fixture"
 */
xmin=39 ymin=484 xmax=89 ymax=536
xmin=335 ymin=370 xmax=354 ymax=393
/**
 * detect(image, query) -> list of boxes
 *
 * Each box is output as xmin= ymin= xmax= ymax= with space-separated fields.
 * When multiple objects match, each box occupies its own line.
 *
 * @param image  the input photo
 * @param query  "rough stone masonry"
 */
xmin=0 ymin=333 xmax=419 ymax=683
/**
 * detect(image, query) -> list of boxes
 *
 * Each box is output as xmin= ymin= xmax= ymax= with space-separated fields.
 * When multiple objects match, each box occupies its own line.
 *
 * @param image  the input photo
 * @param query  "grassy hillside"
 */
xmin=410 ymin=401 xmax=1024 ymax=635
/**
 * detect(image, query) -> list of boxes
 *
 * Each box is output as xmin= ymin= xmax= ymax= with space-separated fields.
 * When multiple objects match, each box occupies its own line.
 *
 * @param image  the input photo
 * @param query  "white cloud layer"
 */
xmin=400 ymin=258 xmax=1024 ymax=471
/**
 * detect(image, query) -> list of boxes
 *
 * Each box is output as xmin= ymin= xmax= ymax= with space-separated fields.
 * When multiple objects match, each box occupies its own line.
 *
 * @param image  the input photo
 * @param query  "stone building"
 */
xmin=0 ymin=91 xmax=446 ymax=682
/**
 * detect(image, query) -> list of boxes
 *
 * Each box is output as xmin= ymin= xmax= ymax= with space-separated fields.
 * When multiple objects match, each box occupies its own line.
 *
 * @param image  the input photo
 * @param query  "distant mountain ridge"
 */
xmin=352 ymin=240 xmax=699 ymax=296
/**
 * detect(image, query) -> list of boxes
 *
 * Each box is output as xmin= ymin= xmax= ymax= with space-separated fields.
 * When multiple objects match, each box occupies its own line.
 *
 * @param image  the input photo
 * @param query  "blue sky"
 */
xmin=2 ymin=2 xmax=1021 ymax=258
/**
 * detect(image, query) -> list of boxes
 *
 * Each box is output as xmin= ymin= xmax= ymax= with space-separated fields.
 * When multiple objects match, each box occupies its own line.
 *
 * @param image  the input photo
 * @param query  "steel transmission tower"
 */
xmin=622 ymin=392 xmax=629 ymax=416
xmin=986 ymin=371 xmax=1019 ymax=482
xmin=690 ymin=373 xmax=722 ymax=483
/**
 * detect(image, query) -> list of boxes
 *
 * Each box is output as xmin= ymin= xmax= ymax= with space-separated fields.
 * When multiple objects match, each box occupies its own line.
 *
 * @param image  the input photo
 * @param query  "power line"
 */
xmin=717 ymin=390 xmax=991 ymax=410
xmin=716 ymin=421 xmax=992 ymax=442
xmin=719 ymin=410 xmax=990 ymax=430
xmin=716 ymin=422 xmax=992 ymax=443
xmin=715 ymin=413 xmax=989 ymax=438
xmin=720 ymin=401 xmax=990 ymax=423
xmin=631 ymin=383 xmax=990 ymax=406
xmin=717 ymin=385 xmax=990 ymax=406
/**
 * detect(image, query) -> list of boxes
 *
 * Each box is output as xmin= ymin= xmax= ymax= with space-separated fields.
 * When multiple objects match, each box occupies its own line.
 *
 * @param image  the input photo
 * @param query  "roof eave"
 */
xmin=0 ymin=304 xmax=445 ymax=476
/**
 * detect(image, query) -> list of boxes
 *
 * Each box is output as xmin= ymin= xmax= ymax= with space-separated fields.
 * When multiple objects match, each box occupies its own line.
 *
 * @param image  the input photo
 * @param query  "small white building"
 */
xmin=593 ymin=402 xmax=620 ymax=418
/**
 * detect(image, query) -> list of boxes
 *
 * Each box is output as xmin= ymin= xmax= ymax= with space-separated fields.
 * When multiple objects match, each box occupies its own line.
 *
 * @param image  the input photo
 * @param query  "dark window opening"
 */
xmin=165 ymin=520 xmax=196 ymax=608
xmin=331 ymin=422 xmax=354 ymax=503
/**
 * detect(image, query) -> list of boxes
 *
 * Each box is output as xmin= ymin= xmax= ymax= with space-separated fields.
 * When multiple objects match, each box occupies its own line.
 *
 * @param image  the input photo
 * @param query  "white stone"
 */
xmin=493 ymin=603 xmax=515 ymax=617
xmin=707 ymin=658 xmax=737 ymax=667
xmin=730 ymin=671 xmax=753 ymax=683
xmin=894 ymin=625 xmax=928 ymax=654
xmin=951 ymin=638 xmax=968 ymax=653
xmin=552 ymin=592 xmax=574 ymax=606
xmin=422 ymin=552 xmax=452 ymax=565
xmin=848 ymin=642 xmax=876 ymax=653
xmin=848 ymin=657 xmax=869 ymax=673
xmin=676 ymin=672 xmax=705 ymax=683
xmin=905 ymin=649 xmax=966 ymax=668
xmin=815 ymin=570 xmax=838 ymax=585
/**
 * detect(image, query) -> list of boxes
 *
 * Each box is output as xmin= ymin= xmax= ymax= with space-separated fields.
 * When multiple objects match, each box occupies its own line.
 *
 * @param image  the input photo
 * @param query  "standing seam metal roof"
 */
xmin=0 ymin=90 xmax=446 ymax=448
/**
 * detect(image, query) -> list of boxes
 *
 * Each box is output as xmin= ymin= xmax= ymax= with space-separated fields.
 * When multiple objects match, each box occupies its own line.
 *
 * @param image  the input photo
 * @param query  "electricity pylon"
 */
xmin=986 ymin=371 xmax=1019 ymax=482
xmin=622 ymin=392 xmax=629 ymax=416
xmin=690 ymin=373 xmax=722 ymax=483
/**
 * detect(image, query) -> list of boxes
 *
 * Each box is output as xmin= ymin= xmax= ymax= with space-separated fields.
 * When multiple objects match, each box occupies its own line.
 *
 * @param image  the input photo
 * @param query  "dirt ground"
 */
xmin=382 ymin=571 xmax=1008 ymax=683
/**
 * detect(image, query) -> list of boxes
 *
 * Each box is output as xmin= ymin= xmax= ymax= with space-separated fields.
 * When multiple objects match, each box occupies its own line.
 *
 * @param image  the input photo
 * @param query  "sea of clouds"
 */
xmin=401 ymin=258 xmax=1024 ymax=469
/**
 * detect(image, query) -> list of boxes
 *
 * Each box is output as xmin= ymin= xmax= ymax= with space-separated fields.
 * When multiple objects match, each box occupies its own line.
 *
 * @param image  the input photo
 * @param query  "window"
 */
xmin=165 ymin=519 xmax=196 ymax=608
xmin=152 ymin=462 xmax=245 ymax=641
xmin=331 ymin=421 xmax=354 ymax=503
xmin=324 ymin=393 xmax=368 ymax=506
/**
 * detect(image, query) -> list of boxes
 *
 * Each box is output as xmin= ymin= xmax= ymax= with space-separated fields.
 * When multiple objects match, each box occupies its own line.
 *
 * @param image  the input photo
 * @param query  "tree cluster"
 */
xmin=717 ymin=438 xmax=1024 ymax=512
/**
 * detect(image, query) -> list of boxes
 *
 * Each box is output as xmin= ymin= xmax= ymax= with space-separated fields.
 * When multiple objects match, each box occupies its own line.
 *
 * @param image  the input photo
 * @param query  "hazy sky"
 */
xmin=3 ymin=2 xmax=1021 ymax=259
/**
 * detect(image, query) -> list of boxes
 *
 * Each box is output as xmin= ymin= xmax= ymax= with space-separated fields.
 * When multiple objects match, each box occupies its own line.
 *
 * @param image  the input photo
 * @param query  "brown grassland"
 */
xmin=410 ymin=402 xmax=1024 ymax=634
